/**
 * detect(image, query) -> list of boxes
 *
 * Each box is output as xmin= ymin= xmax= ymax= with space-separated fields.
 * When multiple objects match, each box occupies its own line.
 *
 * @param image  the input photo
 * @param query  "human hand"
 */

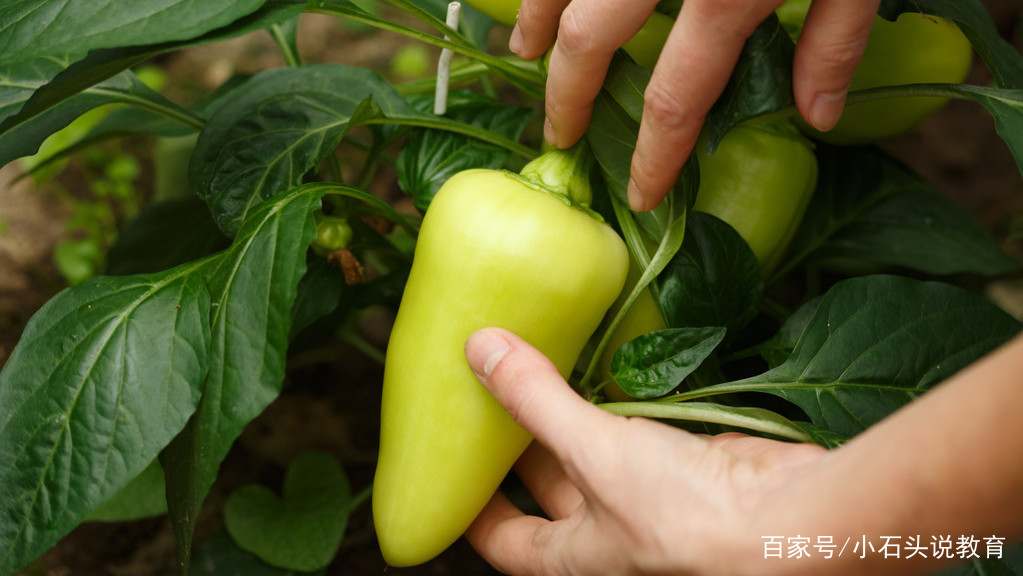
xmin=511 ymin=0 xmax=880 ymax=211
xmin=462 ymin=327 xmax=827 ymax=576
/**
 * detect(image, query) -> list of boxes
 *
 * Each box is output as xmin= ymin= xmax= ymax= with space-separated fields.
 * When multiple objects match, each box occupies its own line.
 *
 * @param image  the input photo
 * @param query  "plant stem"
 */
xmin=341 ymin=330 xmax=387 ymax=366
xmin=600 ymin=401 xmax=813 ymax=442
xmin=90 ymin=88 xmax=205 ymax=131
xmin=359 ymin=115 xmax=537 ymax=159
xmin=747 ymin=82 xmax=996 ymax=128
xmin=306 ymin=4 xmax=544 ymax=95
xmin=347 ymin=484 xmax=374 ymax=512
xmin=269 ymin=23 xmax=301 ymax=67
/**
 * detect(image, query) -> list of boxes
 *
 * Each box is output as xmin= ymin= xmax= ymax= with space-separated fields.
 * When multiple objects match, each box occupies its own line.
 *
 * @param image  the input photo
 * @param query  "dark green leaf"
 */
xmin=878 ymin=0 xmax=1023 ymax=89
xmin=778 ymin=146 xmax=1019 ymax=280
xmin=587 ymin=89 xmax=676 ymax=243
xmin=0 ymin=0 xmax=267 ymax=64
xmin=190 ymin=530 xmax=324 ymax=576
xmin=0 ymin=265 xmax=211 ymax=575
xmin=161 ymin=183 xmax=327 ymax=572
xmin=106 ymin=196 xmax=230 ymax=276
xmin=588 ymin=90 xmax=640 ymax=207
xmin=704 ymin=14 xmax=795 ymax=153
xmin=0 ymin=2 xmax=304 ymax=142
xmin=0 ymin=68 xmax=194 ymax=166
xmin=397 ymin=91 xmax=532 ymax=212
xmin=655 ymin=212 xmax=763 ymax=338
xmin=86 ymin=459 xmax=168 ymax=523
xmin=759 ymin=296 xmax=822 ymax=369
xmin=290 ymin=256 xmax=346 ymax=339
xmin=611 ymin=327 xmax=726 ymax=399
xmin=189 ymin=64 xmax=413 ymax=235
xmin=225 ymin=452 xmax=352 ymax=572
xmin=602 ymin=57 xmax=649 ymax=123
xmin=682 ymin=275 xmax=1023 ymax=438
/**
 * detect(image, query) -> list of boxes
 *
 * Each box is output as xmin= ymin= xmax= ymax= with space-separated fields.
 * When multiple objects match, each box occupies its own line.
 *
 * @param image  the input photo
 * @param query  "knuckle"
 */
xmin=642 ymin=84 xmax=687 ymax=129
xmin=813 ymin=35 xmax=870 ymax=77
xmin=556 ymin=7 xmax=599 ymax=56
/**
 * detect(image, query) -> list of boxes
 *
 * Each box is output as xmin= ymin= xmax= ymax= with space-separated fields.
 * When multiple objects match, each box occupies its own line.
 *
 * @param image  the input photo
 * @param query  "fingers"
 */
xmin=628 ymin=0 xmax=784 ymax=211
xmin=464 ymin=327 xmax=622 ymax=474
xmin=792 ymin=0 xmax=880 ymax=131
xmin=514 ymin=442 xmax=584 ymax=520
xmin=466 ymin=491 xmax=563 ymax=575
xmin=511 ymin=0 xmax=571 ymax=59
xmin=542 ymin=0 xmax=661 ymax=149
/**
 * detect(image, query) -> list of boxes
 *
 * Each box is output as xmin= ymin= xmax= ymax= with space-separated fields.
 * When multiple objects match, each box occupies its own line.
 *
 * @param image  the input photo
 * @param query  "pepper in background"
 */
xmin=776 ymin=0 xmax=973 ymax=143
xmin=373 ymin=144 xmax=628 ymax=567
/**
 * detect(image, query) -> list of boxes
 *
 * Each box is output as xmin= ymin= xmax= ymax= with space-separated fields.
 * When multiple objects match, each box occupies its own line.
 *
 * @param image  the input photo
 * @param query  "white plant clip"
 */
xmin=434 ymin=1 xmax=461 ymax=115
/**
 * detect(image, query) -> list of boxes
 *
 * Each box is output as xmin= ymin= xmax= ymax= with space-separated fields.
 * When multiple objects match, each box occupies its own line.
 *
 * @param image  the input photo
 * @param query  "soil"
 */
xmin=3 ymin=3 xmax=1023 ymax=576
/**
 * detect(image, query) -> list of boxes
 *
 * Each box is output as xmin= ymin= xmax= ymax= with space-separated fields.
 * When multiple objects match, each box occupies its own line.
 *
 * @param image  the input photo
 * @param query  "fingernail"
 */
xmin=509 ymin=24 xmax=523 ymax=55
xmin=810 ymin=90 xmax=847 ymax=132
xmin=465 ymin=330 xmax=511 ymax=384
xmin=627 ymin=178 xmax=646 ymax=211
xmin=543 ymin=116 xmax=557 ymax=147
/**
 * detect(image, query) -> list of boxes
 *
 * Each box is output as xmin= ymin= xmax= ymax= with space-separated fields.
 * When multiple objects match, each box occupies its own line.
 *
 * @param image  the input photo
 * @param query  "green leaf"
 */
xmin=602 ymin=57 xmax=649 ymax=123
xmin=161 ymin=183 xmax=327 ymax=572
xmin=675 ymin=275 xmax=1023 ymax=438
xmin=0 ymin=264 xmax=212 ymax=575
xmin=106 ymin=197 xmax=230 ymax=276
xmin=86 ymin=459 xmax=168 ymax=523
xmin=878 ymin=0 xmax=1023 ymax=89
xmin=655 ymin=212 xmax=763 ymax=339
xmin=189 ymin=64 xmax=413 ymax=235
xmin=588 ymin=90 xmax=640 ymax=207
xmin=190 ymin=530 xmax=324 ymax=576
xmin=0 ymin=0 xmax=267 ymax=65
xmin=0 ymin=2 xmax=304 ymax=144
xmin=225 ymin=452 xmax=352 ymax=572
xmin=0 ymin=68 xmax=196 ymax=166
xmin=777 ymin=146 xmax=1020 ymax=280
xmin=587 ymin=89 xmax=675 ymax=243
xmin=397 ymin=91 xmax=532 ymax=213
xmin=290 ymin=256 xmax=347 ymax=340
xmin=759 ymin=296 xmax=822 ymax=369
xmin=704 ymin=14 xmax=795 ymax=153
xmin=611 ymin=327 xmax=727 ymax=399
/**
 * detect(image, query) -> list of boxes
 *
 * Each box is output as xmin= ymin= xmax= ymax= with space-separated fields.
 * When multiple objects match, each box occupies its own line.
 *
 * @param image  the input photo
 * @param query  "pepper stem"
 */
xmin=518 ymin=141 xmax=594 ymax=206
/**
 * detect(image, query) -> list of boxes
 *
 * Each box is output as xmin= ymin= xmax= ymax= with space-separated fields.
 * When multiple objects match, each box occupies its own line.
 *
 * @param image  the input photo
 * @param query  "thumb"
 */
xmin=464 ymin=327 xmax=619 ymax=466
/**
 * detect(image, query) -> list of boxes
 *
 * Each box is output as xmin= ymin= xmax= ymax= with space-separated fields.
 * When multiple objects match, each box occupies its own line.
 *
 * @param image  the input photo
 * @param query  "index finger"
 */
xmin=629 ymin=0 xmax=785 ymax=210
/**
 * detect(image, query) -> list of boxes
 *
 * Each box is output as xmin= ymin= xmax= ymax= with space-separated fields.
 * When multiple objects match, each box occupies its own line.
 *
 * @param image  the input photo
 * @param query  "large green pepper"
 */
xmin=777 ymin=0 xmax=973 ymax=144
xmin=599 ymin=123 xmax=818 ymax=399
xmin=373 ymin=146 xmax=629 ymax=566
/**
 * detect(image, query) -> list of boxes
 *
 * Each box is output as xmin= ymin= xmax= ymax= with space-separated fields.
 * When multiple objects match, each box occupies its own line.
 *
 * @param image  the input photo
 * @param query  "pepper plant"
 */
xmin=0 ymin=0 xmax=1022 ymax=575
